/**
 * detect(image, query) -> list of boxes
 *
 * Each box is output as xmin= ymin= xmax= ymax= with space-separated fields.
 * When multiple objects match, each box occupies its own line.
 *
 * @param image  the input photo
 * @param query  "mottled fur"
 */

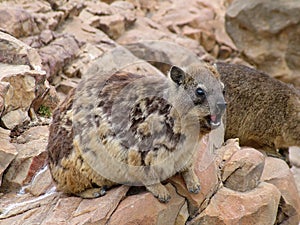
xmin=47 ymin=62 xmax=226 ymax=202
xmin=217 ymin=62 xmax=300 ymax=157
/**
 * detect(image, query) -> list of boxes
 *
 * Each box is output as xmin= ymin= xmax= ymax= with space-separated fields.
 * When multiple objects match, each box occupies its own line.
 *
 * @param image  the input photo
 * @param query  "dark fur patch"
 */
xmin=47 ymin=89 xmax=75 ymax=165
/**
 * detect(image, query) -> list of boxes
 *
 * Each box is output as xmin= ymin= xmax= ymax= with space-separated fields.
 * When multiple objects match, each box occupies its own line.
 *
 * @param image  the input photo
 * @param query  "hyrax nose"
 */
xmin=217 ymin=102 xmax=227 ymax=113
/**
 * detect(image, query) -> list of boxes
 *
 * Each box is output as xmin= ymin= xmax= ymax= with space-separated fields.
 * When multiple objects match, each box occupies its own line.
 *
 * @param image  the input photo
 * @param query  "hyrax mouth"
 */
xmin=204 ymin=114 xmax=222 ymax=129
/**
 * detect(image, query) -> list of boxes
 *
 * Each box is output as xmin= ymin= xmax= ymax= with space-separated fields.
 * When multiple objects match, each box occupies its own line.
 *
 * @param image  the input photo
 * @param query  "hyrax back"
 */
xmin=217 ymin=62 xmax=300 ymax=157
xmin=47 ymin=62 xmax=226 ymax=202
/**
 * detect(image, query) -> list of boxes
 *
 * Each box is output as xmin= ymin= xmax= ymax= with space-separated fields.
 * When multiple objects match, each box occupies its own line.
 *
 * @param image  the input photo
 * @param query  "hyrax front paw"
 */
xmin=187 ymin=182 xmax=201 ymax=194
xmin=182 ymin=169 xmax=201 ymax=194
xmin=146 ymin=183 xmax=171 ymax=203
xmin=76 ymin=187 xmax=106 ymax=198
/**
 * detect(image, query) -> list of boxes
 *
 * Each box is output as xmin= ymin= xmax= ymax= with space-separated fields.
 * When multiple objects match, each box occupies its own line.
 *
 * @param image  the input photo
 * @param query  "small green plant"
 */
xmin=38 ymin=105 xmax=52 ymax=118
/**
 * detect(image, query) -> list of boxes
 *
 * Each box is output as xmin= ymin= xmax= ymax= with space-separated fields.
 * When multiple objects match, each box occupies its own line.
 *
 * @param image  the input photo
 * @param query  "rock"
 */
xmin=0 ymin=127 xmax=17 ymax=187
xmin=97 ymin=14 xmax=126 ymax=40
xmin=117 ymin=16 xmax=205 ymax=58
xmin=289 ymin=146 xmax=300 ymax=168
xmin=261 ymin=157 xmax=300 ymax=224
xmin=23 ymin=166 xmax=54 ymax=196
xmin=38 ymin=33 xmax=81 ymax=83
xmin=190 ymin=183 xmax=281 ymax=225
xmin=41 ymin=196 xmax=82 ymax=225
xmin=0 ymin=191 xmax=60 ymax=221
xmin=2 ymin=126 xmax=49 ymax=190
xmin=0 ymin=5 xmax=40 ymax=38
xmin=291 ymin=166 xmax=300 ymax=196
xmin=0 ymin=31 xmax=43 ymax=70
xmin=225 ymin=0 xmax=300 ymax=88
xmin=83 ymin=45 xmax=165 ymax=79
xmin=0 ymin=82 xmax=10 ymax=116
xmin=170 ymin=137 xmax=219 ymax=217
xmin=175 ymin=202 xmax=189 ymax=225
xmin=222 ymin=148 xmax=265 ymax=192
xmin=124 ymin=40 xmax=201 ymax=74
xmin=1 ymin=64 xmax=37 ymax=112
xmin=108 ymin=184 xmax=186 ymax=225
xmin=1 ymin=109 xmax=30 ymax=130
xmin=69 ymin=185 xmax=129 ymax=225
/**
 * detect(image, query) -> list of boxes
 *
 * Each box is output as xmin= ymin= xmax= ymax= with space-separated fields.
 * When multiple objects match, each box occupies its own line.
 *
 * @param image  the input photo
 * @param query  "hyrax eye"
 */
xmin=195 ymin=88 xmax=205 ymax=96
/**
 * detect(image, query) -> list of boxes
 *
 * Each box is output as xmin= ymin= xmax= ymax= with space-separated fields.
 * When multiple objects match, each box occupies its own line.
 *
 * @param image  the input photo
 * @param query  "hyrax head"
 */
xmin=168 ymin=63 xmax=226 ymax=133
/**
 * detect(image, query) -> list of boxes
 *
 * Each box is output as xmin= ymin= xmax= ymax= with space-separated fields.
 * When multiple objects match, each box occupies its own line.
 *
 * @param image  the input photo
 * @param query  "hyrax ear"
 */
xmin=170 ymin=66 xmax=185 ymax=85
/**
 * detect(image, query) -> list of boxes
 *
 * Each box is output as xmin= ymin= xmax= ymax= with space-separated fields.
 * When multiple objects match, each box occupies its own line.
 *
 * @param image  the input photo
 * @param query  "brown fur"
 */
xmin=47 ymin=62 xmax=226 ymax=202
xmin=217 ymin=62 xmax=300 ymax=157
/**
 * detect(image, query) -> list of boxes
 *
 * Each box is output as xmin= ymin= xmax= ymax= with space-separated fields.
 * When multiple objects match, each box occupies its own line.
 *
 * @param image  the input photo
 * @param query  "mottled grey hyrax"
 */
xmin=47 ymin=62 xmax=226 ymax=203
xmin=217 ymin=62 xmax=300 ymax=159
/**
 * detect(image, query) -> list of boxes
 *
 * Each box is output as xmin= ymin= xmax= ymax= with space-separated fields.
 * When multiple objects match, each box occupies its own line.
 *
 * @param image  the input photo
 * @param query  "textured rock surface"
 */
xmin=261 ymin=157 xmax=300 ymax=225
xmin=0 ymin=128 xmax=17 ymax=187
xmin=222 ymin=148 xmax=265 ymax=192
xmin=225 ymin=0 xmax=300 ymax=88
xmin=1 ymin=126 xmax=49 ymax=190
xmin=190 ymin=183 xmax=281 ymax=225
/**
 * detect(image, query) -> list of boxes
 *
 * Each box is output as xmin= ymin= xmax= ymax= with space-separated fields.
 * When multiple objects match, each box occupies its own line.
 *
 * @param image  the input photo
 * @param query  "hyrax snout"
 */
xmin=47 ymin=62 xmax=225 ymax=202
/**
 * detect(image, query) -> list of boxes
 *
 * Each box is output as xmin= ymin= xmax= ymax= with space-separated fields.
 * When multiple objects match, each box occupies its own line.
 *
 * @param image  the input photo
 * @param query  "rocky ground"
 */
xmin=0 ymin=0 xmax=300 ymax=224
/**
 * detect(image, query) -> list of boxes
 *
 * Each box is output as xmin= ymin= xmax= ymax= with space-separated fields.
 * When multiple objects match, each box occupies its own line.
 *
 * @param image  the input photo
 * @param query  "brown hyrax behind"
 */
xmin=47 ymin=62 xmax=226 ymax=203
xmin=217 ymin=62 xmax=300 ymax=157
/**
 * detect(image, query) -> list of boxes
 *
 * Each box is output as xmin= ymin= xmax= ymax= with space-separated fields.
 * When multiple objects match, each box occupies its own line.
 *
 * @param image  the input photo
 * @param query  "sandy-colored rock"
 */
xmin=2 ymin=126 xmax=49 ymax=189
xmin=0 ymin=5 xmax=40 ymax=38
xmin=0 ymin=64 xmax=47 ymax=128
xmin=108 ymin=184 xmax=186 ymax=225
xmin=225 ymin=0 xmax=300 ymax=88
xmin=38 ymin=34 xmax=81 ymax=83
xmin=291 ymin=166 xmax=300 ymax=196
xmin=175 ymin=202 xmax=189 ymax=225
xmin=190 ymin=183 xmax=281 ymax=225
xmin=124 ymin=40 xmax=202 ymax=74
xmin=0 ymin=127 xmax=18 ymax=187
xmin=0 ymin=31 xmax=43 ymax=70
xmin=222 ymin=148 xmax=265 ymax=192
xmin=261 ymin=157 xmax=300 ymax=225
xmin=1 ymin=109 xmax=31 ymax=130
xmin=289 ymin=146 xmax=300 ymax=168
xmin=0 ymin=82 xmax=9 ymax=116
xmin=96 ymin=14 xmax=126 ymax=40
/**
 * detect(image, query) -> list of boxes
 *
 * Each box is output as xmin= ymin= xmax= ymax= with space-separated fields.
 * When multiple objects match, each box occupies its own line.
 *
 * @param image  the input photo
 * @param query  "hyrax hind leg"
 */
xmin=181 ymin=161 xmax=201 ymax=194
xmin=76 ymin=186 xmax=107 ymax=198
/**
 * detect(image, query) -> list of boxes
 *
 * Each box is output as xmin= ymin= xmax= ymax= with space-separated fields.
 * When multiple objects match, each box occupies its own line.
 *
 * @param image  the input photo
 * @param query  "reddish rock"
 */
xmin=38 ymin=34 xmax=81 ymax=83
xmin=190 ymin=183 xmax=281 ymax=225
xmin=261 ymin=157 xmax=300 ymax=224
xmin=222 ymin=148 xmax=265 ymax=192
xmin=2 ymin=126 xmax=49 ymax=190
xmin=0 ymin=127 xmax=17 ymax=187
xmin=24 ymin=166 xmax=54 ymax=196
xmin=41 ymin=196 xmax=82 ymax=225
xmin=69 ymin=185 xmax=129 ymax=225
xmin=170 ymin=138 xmax=219 ymax=217
xmin=108 ymin=184 xmax=186 ymax=225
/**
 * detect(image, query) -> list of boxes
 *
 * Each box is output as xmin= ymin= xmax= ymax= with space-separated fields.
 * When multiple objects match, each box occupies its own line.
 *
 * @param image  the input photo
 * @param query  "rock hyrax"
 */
xmin=217 ymin=62 xmax=300 ymax=157
xmin=47 ymin=62 xmax=226 ymax=202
